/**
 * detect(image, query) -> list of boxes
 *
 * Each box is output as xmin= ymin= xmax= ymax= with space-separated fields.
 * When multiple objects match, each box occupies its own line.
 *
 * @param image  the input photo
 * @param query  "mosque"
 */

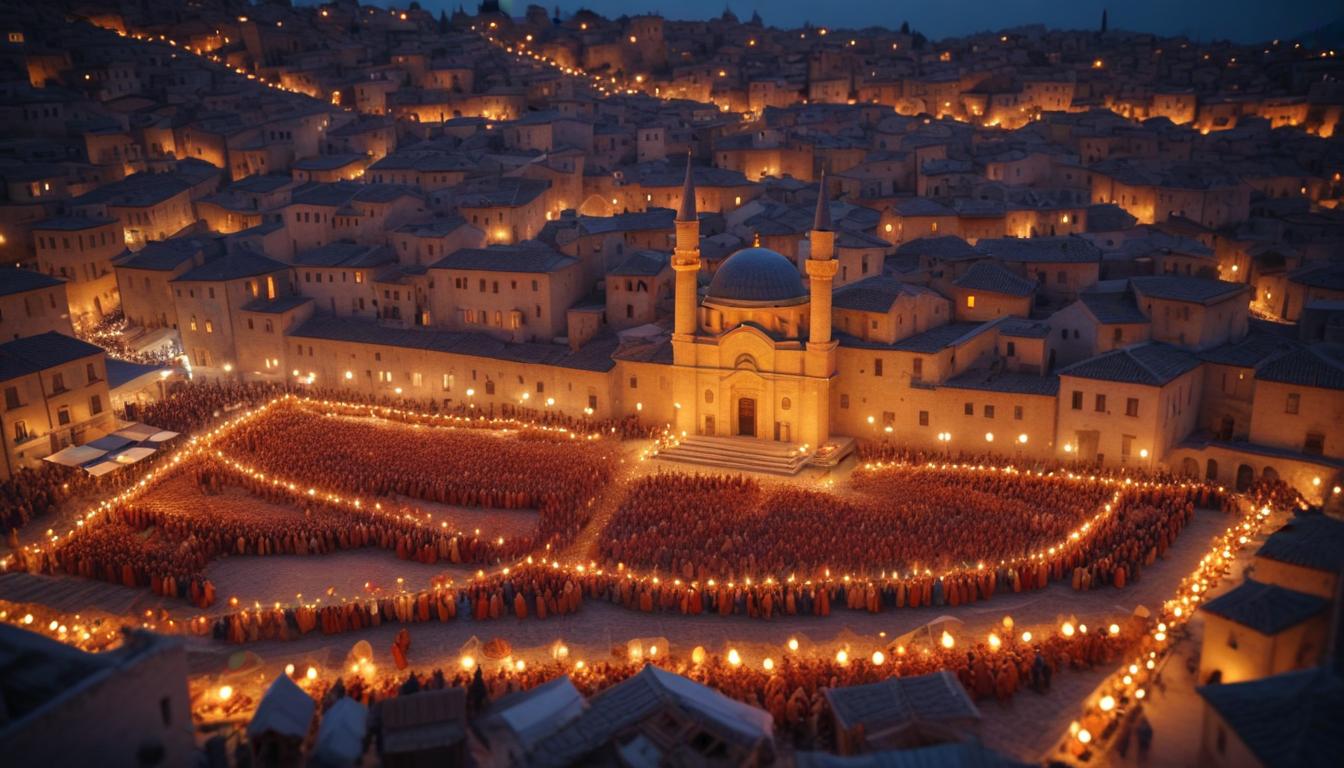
xmin=669 ymin=162 xmax=839 ymax=449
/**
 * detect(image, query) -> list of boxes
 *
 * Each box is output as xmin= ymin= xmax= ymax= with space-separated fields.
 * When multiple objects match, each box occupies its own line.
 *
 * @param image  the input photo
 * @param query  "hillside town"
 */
xmin=0 ymin=1 xmax=1342 ymax=766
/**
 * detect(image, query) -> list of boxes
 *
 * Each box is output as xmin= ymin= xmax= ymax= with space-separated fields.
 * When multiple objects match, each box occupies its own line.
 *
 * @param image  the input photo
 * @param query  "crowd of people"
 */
xmin=227 ymin=621 xmax=1138 ymax=753
xmin=214 ymin=402 xmax=617 ymax=547
xmin=21 ymin=462 xmax=525 ymax=609
xmin=599 ymin=467 xmax=1118 ymax=579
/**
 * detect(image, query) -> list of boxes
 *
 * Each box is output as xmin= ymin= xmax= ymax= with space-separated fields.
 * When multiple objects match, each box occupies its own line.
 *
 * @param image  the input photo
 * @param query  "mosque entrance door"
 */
xmin=737 ymin=398 xmax=756 ymax=437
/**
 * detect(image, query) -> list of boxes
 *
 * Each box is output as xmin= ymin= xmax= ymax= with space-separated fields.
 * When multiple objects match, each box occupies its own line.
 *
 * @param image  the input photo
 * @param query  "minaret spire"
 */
xmin=813 ymin=170 xmax=832 ymax=231
xmin=677 ymin=153 xmax=697 ymax=222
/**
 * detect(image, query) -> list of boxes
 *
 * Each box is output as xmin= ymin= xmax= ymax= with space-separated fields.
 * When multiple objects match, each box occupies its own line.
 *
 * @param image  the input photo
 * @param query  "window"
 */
xmin=874 ymin=358 xmax=883 ymax=376
xmin=966 ymin=295 xmax=976 ymax=308
xmin=13 ymin=419 xmax=29 ymax=442
xmin=90 ymin=395 xmax=102 ymax=415
xmin=51 ymin=372 xmax=65 ymax=393
xmin=4 ymin=386 xmax=18 ymax=410
xmin=1071 ymin=391 xmax=1083 ymax=410
xmin=840 ymin=394 xmax=850 ymax=409
xmin=485 ymin=380 xmax=496 ymax=395
xmin=912 ymin=358 xmax=923 ymax=379
xmin=883 ymin=411 xmax=896 ymax=427
xmin=1095 ymin=394 xmax=1106 ymax=413
xmin=983 ymin=405 xmax=994 ymax=419
xmin=442 ymin=373 xmax=454 ymax=391
xmin=629 ymin=376 xmax=638 ymax=389
xmin=1006 ymin=341 xmax=1016 ymax=357
xmin=86 ymin=363 xmax=99 ymax=383
xmin=1304 ymin=432 xmax=1324 ymax=456
xmin=1121 ymin=434 xmax=1133 ymax=457
xmin=1014 ymin=405 xmax=1023 ymax=420
xmin=919 ymin=410 xmax=929 ymax=426
xmin=1112 ymin=327 xmax=1123 ymax=343
xmin=781 ymin=397 xmax=791 ymax=410
xmin=705 ymin=389 xmax=714 ymax=404
xmin=1285 ymin=393 xmax=1300 ymax=414
xmin=1126 ymin=398 xmax=1139 ymax=417
xmin=964 ymin=402 xmax=974 ymax=415
xmin=205 ymin=320 xmax=214 ymax=334
xmin=160 ymin=697 xmax=172 ymax=727
xmin=57 ymin=406 xmax=71 ymax=426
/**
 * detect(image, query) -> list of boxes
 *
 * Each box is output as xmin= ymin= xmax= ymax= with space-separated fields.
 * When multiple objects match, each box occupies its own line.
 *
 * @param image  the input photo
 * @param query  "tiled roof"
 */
xmin=1254 ymin=345 xmax=1344 ymax=391
xmin=0 ymin=268 xmax=63 ymax=297
xmin=1199 ymin=579 xmax=1328 ymax=634
xmin=242 ymin=296 xmax=311 ymax=314
xmin=1288 ymin=262 xmax=1344 ymax=292
xmin=608 ymin=250 xmax=668 ymax=277
xmin=173 ymin=250 xmax=288 ymax=282
xmin=1197 ymin=668 xmax=1344 ymax=768
xmin=294 ymin=242 xmax=393 ymax=268
xmin=974 ymin=236 xmax=1100 ymax=264
xmin=1079 ymin=290 xmax=1148 ymax=325
xmin=889 ymin=321 xmax=995 ymax=353
xmin=941 ymin=370 xmax=1060 ymax=396
xmin=999 ymin=318 xmax=1052 ymax=338
xmin=577 ymin=209 xmax=674 ymax=235
xmin=1058 ymin=342 xmax=1198 ymax=386
xmin=1130 ymin=276 xmax=1247 ymax=305
xmin=833 ymin=276 xmax=928 ymax=313
xmin=105 ymin=359 xmax=173 ymax=389
xmin=1199 ymin=332 xmax=1298 ymax=368
xmin=115 ymin=237 xmax=216 ymax=272
xmin=893 ymin=236 xmax=974 ymax=261
xmin=0 ymin=332 xmax=103 ymax=382
xmin=31 ymin=216 xmax=116 ymax=232
xmin=528 ymin=666 xmax=773 ymax=768
xmin=823 ymin=671 xmax=979 ymax=733
xmin=289 ymin=316 xmax=618 ymax=372
xmin=430 ymin=243 xmax=576 ymax=274
xmin=953 ymin=261 xmax=1035 ymax=297
xmin=1255 ymin=514 xmax=1344 ymax=574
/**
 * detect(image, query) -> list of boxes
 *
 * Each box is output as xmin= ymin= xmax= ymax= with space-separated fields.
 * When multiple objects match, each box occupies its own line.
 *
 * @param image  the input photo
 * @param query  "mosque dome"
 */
xmin=705 ymin=247 xmax=808 ymax=307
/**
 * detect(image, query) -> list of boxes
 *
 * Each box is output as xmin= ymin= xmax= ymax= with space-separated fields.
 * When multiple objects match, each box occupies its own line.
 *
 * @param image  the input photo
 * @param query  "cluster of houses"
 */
xmin=0 ymin=1 xmax=1336 ymax=509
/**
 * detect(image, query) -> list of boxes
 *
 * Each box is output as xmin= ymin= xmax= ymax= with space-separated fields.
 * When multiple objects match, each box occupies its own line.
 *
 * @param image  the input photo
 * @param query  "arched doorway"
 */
xmin=1236 ymin=464 xmax=1255 ymax=491
xmin=1262 ymin=466 xmax=1280 ymax=482
xmin=1206 ymin=459 xmax=1219 ymax=481
xmin=1181 ymin=457 xmax=1199 ymax=477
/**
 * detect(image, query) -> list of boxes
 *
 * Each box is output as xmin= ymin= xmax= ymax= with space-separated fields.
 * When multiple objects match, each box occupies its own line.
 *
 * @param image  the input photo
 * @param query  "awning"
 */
xmin=112 ymin=423 xmax=161 ymax=441
xmin=147 ymin=430 xmax=179 ymax=442
xmin=86 ymin=434 xmax=135 ymax=453
xmin=84 ymin=461 xmax=121 ymax=477
xmin=44 ymin=445 xmax=107 ymax=467
xmin=113 ymin=446 xmax=157 ymax=464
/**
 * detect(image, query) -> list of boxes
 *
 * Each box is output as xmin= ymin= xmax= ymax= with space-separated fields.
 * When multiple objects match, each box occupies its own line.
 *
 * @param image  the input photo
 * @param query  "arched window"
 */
xmin=705 ymin=389 xmax=714 ymax=404
xmin=485 ymin=380 xmax=496 ymax=395
xmin=734 ymin=353 xmax=757 ymax=370
xmin=781 ymin=398 xmax=791 ymax=411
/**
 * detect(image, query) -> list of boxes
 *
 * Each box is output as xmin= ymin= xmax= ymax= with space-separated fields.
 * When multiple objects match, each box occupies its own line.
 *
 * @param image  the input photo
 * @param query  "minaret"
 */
xmin=805 ymin=171 xmax=837 ymax=348
xmin=672 ymin=155 xmax=700 ymax=340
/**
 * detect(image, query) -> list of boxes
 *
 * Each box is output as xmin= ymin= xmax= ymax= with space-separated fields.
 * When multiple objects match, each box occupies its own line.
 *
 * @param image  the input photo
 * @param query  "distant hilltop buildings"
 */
xmin=0 ymin=2 xmax=1339 ymax=508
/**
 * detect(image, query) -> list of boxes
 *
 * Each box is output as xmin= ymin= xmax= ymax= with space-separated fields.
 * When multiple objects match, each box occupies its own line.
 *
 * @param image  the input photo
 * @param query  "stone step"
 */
xmin=654 ymin=435 xmax=810 ymax=475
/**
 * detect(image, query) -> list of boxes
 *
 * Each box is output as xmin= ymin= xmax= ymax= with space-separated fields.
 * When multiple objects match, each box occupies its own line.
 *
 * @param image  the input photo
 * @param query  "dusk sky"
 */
xmin=339 ymin=0 xmax=1339 ymax=44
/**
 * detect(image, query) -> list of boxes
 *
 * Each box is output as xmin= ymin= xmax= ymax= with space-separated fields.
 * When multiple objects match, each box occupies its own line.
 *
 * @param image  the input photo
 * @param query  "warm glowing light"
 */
xmin=985 ymin=432 xmax=994 ymax=442
xmin=871 ymin=651 xmax=886 ymax=665
xmin=787 ymin=637 xmax=799 ymax=652
xmin=1078 ymin=729 xmax=1093 ymax=744
xmin=1061 ymin=622 xmax=1075 ymax=637
xmin=460 ymin=655 xmax=475 ymax=670
xmin=306 ymin=666 xmax=317 ymax=681
xmin=940 ymin=631 xmax=955 ymax=649
xmin=218 ymin=685 xmax=233 ymax=701
xmin=1099 ymin=695 xmax=1116 ymax=711
xmin=727 ymin=648 xmax=742 ymax=667
xmin=836 ymin=649 xmax=849 ymax=664
xmin=763 ymin=657 xmax=775 ymax=671
xmin=1109 ymin=623 xmax=1120 ymax=636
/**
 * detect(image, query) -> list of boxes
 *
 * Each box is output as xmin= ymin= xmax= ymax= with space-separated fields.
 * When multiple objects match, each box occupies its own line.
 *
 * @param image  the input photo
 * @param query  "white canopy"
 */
xmin=113 ymin=446 xmax=157 ymax=464
xmin=112 ymin=423 xmax=160 ymax=441
xmin=147 ymin=430 xmax=179 ymax=442
xmin=44 ymin=445 xmax=106 ymax=467
xmin=83 ymin=460 xmax=121 ymax=477
xmin=498 ymin=677 xmax=584 ymax=750
xmin=247 ymin=673 xmax=315 ymax=740
xmin=313 ymin=697 xmax=367 ymax=765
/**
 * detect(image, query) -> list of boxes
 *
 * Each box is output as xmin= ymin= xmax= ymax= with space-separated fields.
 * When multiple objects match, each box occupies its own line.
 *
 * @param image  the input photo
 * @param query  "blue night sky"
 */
xmin=333 ymin=1 xmax=1338 ymax=44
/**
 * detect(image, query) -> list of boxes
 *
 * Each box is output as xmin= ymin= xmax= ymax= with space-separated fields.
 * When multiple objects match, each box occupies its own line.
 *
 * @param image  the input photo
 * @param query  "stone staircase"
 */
xmin=653 ymin=435 xmax=811 ymax=475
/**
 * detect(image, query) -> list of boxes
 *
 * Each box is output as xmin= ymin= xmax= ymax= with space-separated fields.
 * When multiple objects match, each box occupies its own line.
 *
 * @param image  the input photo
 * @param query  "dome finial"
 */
xmin=752 ymin=231 xmax=761 ymax=247
xmin=677 ymin=153 xmax=697 ymax=222
xmin=813 ymin=169 xmax=832 ymax=232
